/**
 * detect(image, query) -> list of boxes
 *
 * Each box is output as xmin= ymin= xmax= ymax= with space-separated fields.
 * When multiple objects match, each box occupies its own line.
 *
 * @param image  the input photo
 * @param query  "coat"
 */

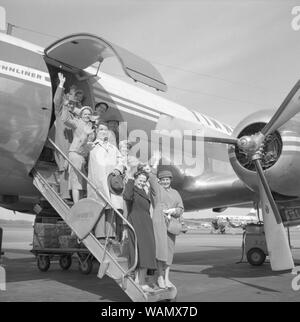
xmin=87 ymin=140 xmax=124 ymax=238
xmin=53 ymin=86 xmax=73 ymax=171
xmin=52 ymin=86 xmax=73 ymax=199
xmin=123 ymin=179 xmax=157 ymax=270
xmin=61 ymin=106 xmax=94 ymax=156
xmin=148 ymin=173 xmax=184 ymax=265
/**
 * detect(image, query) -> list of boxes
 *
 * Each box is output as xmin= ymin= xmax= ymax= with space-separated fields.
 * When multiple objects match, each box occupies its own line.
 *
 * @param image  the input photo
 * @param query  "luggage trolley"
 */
xmin=31 ymin=247 xmax=94 ymax=274
xmin=31 ymin=217 xmax=95 ymax=274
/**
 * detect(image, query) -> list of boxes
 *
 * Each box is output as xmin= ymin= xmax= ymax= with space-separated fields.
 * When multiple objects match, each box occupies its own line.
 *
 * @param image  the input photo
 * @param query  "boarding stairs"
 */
xmin=31 ymin=139 xmax=177 ymax=302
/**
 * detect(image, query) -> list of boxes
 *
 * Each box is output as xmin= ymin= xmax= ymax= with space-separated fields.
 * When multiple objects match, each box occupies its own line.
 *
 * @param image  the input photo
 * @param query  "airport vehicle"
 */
xmin=244 ymin=223 xmax=268 ymax=266
xmin=1 ymin=12 xmax=300 ymax=300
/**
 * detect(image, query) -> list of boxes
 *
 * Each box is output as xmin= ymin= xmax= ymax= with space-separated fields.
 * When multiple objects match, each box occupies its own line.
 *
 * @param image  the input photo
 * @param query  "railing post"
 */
xmin=0 ymin=227 xmax=3 ymax=260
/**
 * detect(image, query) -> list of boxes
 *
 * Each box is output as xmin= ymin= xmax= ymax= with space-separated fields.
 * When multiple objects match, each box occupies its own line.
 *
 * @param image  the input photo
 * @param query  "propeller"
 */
xmin=204 ymin=80 xmax=300 ymax=271
xmin=254 ymin=158 xmax=294 ymax=270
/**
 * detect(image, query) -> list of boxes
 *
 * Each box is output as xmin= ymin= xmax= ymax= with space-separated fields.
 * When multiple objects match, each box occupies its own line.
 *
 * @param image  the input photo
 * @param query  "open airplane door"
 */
xmin=44 ymin=33 xmax=167 ymax=92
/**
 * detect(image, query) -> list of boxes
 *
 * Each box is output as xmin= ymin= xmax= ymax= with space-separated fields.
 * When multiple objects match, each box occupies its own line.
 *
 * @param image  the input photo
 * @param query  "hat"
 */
xmin=158 ymin=170 xmax=173 ymax=179
xmin=107 ymin=172 xmax=124 ymax=195
xmin=95 ymin=102 xmax=109 ymax=110
xmin=78 ymin=106 xmax=93 ymax=116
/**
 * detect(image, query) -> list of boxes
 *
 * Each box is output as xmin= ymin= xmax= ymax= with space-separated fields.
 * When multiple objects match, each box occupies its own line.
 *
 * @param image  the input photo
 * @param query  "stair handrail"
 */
xmin=47 ymin=138 xmax=138 ymax=276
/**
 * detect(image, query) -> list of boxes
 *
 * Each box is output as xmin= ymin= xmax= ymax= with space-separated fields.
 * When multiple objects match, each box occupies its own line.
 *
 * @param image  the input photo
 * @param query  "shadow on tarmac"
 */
xmin=3 ymin=250 xmax=130 ymax=302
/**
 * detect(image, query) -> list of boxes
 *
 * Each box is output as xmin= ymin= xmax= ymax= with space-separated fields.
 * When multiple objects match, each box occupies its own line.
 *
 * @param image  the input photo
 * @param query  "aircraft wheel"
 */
xmin=37 ymin=255 xmax=51 ymax=272
xmin=59 ymin=255 xmax=72 ymax=270
xmin=79 ymin=257 xmax=93 ymax=275
xmin=247 ymin=248 xmax=266 ymax=266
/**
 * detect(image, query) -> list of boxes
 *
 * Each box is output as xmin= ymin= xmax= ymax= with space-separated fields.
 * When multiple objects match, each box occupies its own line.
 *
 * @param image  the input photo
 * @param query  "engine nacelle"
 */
xmin=229 ymin=110 xmax=300 ymax=197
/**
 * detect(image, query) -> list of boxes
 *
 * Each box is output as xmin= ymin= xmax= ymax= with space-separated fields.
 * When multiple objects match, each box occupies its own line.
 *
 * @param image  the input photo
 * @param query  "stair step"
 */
xmin=146 ymin=286 xmax=177 ymax=301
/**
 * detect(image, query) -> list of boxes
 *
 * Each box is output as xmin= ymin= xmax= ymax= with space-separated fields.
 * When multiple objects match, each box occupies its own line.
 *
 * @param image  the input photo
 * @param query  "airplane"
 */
xmin=0 ymin=12 xmax=300 ymax=300
xmin=217 ymin=208 xmax=259 ymax=226
xmin=209 ymin=208 xmax=259 ymax=234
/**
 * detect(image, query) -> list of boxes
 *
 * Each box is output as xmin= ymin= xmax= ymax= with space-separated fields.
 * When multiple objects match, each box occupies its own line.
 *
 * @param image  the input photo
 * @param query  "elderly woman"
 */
xmin=87 ymin=121 xmax=124 ymax=238
xmin=146 ymin=154 xmax=184 ymax=289
xmin=123 ymin=169 xmax=157 ymax=292
xmin=61 ymin=105 xmax=94 ymax=203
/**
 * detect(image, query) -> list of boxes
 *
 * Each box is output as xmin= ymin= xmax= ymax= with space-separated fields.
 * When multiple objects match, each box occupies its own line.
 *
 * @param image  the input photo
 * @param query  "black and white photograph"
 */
xmin=1 ymin=0 xmax=300 ymax=306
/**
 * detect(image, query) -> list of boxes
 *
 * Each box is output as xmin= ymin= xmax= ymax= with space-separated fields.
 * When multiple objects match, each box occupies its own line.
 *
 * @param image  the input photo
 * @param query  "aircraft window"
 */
xmin=195 ymin=112 xmax=210 ymax=126
xmin=207 ymin=117 xmax=223 ymax=131
xmin=201 ymin=114 xmax=214 ymax=127
xmin=223 ymin=124 xmax=233 ymax=134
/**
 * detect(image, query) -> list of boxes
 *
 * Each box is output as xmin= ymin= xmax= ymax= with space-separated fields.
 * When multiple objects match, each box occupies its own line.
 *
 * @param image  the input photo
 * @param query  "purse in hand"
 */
xmin=167 ymin=217 xmax=183 ymax=235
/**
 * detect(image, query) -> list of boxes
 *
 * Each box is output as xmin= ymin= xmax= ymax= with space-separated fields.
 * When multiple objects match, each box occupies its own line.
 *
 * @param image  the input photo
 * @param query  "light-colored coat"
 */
xmin=148 ymin=173 xmax=184 ymax=265
xmin=61 ymin=106 xmax=94 ymax=156
xmin=87 ymin=141 xmax=124 ymax=238
xmin=53 ymin=86 xmax=73 ymax=171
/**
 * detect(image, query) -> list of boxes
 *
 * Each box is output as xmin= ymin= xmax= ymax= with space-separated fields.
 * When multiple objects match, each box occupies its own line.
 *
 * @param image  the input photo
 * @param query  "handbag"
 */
xmin=167 ymin=217 xmax=183 ymax=235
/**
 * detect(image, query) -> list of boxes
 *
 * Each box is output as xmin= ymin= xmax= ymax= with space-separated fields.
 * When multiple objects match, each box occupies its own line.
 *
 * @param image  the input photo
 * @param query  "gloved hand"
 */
xmin=163 ymin=208 xmax=177 ymax=219
xmin=122 ymin=228 xmax=128 ymax=241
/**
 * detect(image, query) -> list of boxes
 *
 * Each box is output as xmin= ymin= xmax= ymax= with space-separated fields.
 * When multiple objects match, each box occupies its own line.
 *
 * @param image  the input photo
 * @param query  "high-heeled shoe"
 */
xmin=141 ymin=284 xmax=154 ymax=292
xmin=165 ymin=279 xmax=174 ymax=288
xmin=157 ymin=276 xmax=166 ymax=289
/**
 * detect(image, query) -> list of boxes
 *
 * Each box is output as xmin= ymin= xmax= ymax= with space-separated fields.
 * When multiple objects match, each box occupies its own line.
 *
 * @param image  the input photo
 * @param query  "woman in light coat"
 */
xmin=147 ymin=154 xmax=184 ymax=289
xmin=87 ymin=122 xmax=124 ymax=238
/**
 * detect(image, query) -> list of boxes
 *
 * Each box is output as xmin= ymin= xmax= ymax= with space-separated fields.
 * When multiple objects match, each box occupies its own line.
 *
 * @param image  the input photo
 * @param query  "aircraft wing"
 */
xmin=44 ymin=33 xmax=167 ymax=92
xmin=181 ymin=173 xmax=257 ymax=211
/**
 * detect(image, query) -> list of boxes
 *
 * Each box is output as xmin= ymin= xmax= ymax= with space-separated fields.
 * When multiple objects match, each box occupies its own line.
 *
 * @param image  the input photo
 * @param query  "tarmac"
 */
xmin=1 ymin=228 xmax=300 ymax=302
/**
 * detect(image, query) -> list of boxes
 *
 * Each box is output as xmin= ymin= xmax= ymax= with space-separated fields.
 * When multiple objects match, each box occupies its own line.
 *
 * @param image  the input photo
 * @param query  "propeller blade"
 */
xmin=254 ymin=159 xmax=294 ymax=271
xmin=261 ymin=80 xmax=300 ymax=136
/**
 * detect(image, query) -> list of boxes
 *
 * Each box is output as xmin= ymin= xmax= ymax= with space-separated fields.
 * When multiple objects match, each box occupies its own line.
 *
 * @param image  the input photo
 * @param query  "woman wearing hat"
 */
xmin=123 ymin=169 xmax=157 ymax=292
xmin=61 ymin=105 xmax=94 ymax=203
xmin=147 ymin=153 xmax=184 ymax=289
xmin=87 ymin=122 xmax=124 ymax=239
xmin=52 ymin=73 xmax=85 ymax=199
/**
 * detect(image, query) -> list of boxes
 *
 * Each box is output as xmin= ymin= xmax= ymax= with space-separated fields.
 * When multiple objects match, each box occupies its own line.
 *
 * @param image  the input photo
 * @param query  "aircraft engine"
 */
xmin=228 ymin=109 xmax=300 ymax=197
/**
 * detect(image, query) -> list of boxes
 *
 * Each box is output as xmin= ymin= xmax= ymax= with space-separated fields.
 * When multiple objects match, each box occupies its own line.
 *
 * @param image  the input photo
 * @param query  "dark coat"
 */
xmin=123 ymin=179 xmax=157 ymax=270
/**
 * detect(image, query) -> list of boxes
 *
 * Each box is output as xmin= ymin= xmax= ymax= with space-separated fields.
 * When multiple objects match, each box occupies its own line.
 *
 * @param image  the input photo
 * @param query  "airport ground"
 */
xmin=1 ymin=226 xmax=300 ymax=302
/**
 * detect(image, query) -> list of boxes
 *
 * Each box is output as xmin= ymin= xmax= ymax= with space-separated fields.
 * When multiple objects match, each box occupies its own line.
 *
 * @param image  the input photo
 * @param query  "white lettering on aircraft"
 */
xmin=0 ymin=57 xmax=232 ymax=137
xmin=0 ymin=60 xmax=51 ymax=86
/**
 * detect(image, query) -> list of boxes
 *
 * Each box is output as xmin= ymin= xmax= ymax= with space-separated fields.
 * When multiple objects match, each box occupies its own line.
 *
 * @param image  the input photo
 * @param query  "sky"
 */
xmin=0 ymin=0 xmax=299 ymax=220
